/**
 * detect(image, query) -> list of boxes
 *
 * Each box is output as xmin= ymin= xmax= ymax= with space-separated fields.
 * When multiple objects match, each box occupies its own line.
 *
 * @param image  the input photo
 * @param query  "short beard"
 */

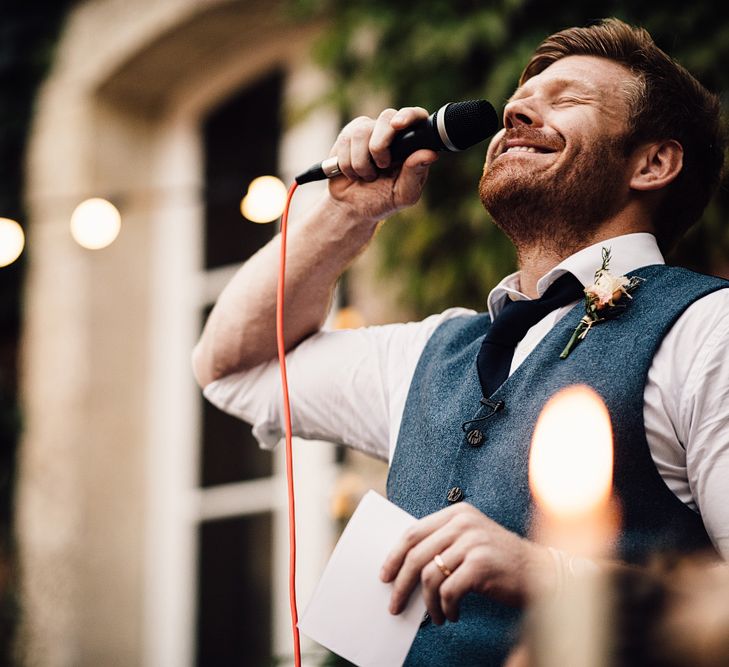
xmin=479 ymin=135 xmax=627 ymax=257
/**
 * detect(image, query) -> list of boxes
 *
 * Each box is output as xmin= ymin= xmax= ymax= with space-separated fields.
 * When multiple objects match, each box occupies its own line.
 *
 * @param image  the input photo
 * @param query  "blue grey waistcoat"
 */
xmin=387 ymin=264 xmax=727 ymax=666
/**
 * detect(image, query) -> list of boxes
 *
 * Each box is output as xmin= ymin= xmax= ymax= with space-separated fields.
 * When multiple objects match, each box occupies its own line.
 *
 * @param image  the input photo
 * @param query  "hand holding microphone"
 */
xmin=295 ymin=100 xmax=499 ymax=185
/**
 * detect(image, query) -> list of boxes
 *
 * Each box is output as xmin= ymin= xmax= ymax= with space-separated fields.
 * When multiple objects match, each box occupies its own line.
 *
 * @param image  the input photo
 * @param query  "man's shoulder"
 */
xmin=419 ymin=308 xmax=491 ymax=356
xmin=639 ymin=263 xmax=729 ymax=285
xmin=634 ymin=264 xmax=729 ymax=298
xmin=632 ymin=265 xmax=729 ymax=333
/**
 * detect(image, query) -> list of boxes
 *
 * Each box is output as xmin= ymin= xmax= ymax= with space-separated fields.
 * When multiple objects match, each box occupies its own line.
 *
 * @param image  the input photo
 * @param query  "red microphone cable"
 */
xmin=276 ymin=181 xmax=302 ymax=667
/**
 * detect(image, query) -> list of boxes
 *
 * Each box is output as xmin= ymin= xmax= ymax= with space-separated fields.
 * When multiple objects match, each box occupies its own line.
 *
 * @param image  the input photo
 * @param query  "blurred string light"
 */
xmin=0 ymin=218 xmax=25 ymax=267
xmin=70 ymin=198 xmax=121 ymax=249
xmin=240 ymin=175 xmax=287 ymax=223
xmin=1 ymin=174 xmax=285 ymax=261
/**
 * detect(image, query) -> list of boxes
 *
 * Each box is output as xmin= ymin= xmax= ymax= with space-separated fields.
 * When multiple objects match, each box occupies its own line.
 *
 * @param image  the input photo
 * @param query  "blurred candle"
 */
xmin=529 ymin=384 xmax=616 ymax=556
xmin=528 ymin=384 xmax=617 ymax=667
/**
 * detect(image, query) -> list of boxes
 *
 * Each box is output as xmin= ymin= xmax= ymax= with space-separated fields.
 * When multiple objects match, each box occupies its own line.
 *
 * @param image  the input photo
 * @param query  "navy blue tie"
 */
xmin=476 ymin=272 xmax=584 ymax=397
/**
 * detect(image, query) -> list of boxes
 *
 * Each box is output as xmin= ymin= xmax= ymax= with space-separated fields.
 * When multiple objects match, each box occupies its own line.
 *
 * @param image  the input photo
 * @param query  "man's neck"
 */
xmin=514 ymin=213 xmax=654 ymax=298
xmin=515 ymin=247 xmax=563 ymax=298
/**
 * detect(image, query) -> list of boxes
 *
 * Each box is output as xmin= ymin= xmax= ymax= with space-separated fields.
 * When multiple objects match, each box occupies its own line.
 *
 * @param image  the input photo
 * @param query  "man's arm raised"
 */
xmin=192 ymin=106 xmax=438 ymax=388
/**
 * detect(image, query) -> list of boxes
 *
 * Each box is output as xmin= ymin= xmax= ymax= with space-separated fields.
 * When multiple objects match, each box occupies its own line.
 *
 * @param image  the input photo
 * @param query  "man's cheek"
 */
xmin=486 ymin=132 xmax=505 ymax=165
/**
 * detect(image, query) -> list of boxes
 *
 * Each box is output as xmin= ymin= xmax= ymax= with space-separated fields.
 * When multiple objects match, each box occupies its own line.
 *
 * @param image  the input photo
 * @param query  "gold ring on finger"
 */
xmin=433 ymin=553 xmax=452 ymax=578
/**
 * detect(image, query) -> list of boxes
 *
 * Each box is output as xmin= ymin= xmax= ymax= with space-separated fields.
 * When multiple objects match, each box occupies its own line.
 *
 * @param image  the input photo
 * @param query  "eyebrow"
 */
xmin=508 ymin=77 xmax=602 ymax=104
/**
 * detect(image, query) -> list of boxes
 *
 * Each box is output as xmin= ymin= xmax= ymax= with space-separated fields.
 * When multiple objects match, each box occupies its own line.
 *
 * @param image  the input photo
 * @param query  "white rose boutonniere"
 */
xmin=560 ymin=248 xmax=643 ymax=359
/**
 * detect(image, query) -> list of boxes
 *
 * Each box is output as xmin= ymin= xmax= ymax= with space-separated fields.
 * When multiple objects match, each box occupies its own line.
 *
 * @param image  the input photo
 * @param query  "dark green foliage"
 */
xmin=292 ymin=0 xmax=729 ymax=316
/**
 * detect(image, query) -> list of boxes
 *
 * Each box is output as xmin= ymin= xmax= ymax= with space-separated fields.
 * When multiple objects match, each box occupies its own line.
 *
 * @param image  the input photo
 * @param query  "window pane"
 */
xmin=200 ymin=398 xmax=273 ymax=487
xmin=199 ymin=306 xmax=273 ymax=487
xmin=203 ymin=70 xmax=282 ymax=269
xmin=196 ymin=513 xmax=272 ymax=666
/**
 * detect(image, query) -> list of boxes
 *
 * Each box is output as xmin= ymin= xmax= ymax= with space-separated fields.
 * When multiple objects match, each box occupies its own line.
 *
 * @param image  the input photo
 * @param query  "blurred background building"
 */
xmin=10 ymin=1 xmax=391 ymax=665
xmin=2 ymin=0 xmax=728 ymax=665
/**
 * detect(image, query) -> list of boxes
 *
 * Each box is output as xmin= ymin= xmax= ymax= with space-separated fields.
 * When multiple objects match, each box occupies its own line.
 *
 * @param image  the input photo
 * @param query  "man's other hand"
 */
xmin=380 ymin=503 xmax=555 ymax=624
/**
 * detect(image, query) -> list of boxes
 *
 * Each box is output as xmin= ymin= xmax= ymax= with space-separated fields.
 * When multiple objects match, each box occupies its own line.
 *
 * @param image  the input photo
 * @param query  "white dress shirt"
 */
xmin=204 ymin=233 xmax=729 ymax=558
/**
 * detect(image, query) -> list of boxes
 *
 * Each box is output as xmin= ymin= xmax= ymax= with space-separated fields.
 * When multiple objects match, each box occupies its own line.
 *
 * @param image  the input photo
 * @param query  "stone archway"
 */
xmin=19 ymin=2 xmax=334 ymax=665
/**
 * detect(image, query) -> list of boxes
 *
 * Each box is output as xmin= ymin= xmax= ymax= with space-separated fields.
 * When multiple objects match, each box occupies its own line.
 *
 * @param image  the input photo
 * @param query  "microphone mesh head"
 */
xmin=443 ymin=100 xmax=499 ymax=150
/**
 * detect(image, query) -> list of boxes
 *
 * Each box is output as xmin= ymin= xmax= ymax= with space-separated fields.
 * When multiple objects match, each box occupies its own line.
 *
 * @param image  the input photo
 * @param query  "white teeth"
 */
xmin=505 ymin=146 xmax=539 ymax=153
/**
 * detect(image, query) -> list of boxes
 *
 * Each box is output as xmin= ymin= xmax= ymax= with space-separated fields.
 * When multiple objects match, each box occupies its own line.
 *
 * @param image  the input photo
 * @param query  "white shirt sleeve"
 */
xmin=645 ymin=289 xmax=729 ymax=559
xmin=203 ymin=307 xmax=474 ymax=462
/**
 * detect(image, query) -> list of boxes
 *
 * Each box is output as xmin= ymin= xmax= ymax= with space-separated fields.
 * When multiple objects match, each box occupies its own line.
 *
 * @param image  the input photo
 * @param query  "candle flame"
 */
xmin=529 ymin=385 xmax=613 ymax=520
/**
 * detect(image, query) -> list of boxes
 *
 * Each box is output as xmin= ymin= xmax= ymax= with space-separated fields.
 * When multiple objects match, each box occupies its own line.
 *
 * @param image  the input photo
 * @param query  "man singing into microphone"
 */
xmin=192 ymin=18 xmax=729 ymax=664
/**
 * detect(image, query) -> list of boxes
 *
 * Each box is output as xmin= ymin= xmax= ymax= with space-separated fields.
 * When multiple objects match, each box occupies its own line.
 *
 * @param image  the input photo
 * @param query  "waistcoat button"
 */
xmin=466 ymin=429 xmax=484 ymax=447
xmin=446 ymin=486 xmax=464 ymax=503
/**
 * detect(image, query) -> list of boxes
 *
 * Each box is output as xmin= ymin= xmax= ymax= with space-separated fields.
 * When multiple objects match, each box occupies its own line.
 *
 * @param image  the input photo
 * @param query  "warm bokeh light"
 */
xmin=333 ymin=307 xmax=366 ymax=330
xmin=0 ymin=218 xmax=25 ymax=267
xmin=240 ymin=175 xmax=287 ymax=223
xmin=529 ymin=385 xmax=613 ymax=520
xmin=70 ymin=198 xmax=121 ymax=249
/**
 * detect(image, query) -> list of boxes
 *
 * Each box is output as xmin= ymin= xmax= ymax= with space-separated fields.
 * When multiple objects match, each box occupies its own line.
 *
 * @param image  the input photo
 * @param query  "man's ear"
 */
xmin=629 ymin=139 xmax=684 ymax=192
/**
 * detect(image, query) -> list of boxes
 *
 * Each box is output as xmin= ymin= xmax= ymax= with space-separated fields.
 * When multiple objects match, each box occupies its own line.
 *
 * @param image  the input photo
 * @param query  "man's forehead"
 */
xmin=511 ymin=55 xmax=635 ymax=101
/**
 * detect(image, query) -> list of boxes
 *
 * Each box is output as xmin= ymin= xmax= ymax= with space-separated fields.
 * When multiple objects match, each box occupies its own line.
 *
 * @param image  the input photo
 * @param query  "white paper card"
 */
xmin=299 ymin=490 xmax=426 ymax=666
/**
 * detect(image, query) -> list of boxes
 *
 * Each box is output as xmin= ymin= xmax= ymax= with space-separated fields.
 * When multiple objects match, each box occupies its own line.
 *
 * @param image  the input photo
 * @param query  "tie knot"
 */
xmin=487 ymin=272 xmax=584 ymax=348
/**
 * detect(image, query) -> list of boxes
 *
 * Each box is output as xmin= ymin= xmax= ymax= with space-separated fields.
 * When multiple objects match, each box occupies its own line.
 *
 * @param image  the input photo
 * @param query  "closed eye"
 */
xmin=553 ymin=96 xmax=590 ymax=106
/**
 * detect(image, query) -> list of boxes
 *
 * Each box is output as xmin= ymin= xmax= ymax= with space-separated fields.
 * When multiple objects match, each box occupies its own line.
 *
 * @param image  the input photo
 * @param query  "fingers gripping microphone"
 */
xmin=295 ymin=100 xmax=499 ymax=185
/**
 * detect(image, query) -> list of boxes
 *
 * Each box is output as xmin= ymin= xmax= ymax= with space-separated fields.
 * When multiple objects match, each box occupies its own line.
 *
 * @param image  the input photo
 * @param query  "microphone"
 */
xmin=294 ymin=100 xmax=499 ymax=185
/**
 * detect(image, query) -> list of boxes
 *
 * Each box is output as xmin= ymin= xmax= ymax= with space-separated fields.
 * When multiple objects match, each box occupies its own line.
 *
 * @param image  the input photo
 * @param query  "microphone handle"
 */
xmin=389 ymin=116 xmax=447 ymax=162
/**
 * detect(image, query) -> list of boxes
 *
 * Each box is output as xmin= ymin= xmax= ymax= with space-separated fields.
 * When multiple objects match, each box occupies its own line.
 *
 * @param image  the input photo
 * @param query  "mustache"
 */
xmin=496 ymin=127 xmax=566 ymax=153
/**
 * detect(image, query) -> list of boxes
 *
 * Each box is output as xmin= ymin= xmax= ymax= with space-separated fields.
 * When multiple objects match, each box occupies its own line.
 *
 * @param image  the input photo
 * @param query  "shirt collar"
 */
xmin=486 ymin=233 xmax=665 ymax=319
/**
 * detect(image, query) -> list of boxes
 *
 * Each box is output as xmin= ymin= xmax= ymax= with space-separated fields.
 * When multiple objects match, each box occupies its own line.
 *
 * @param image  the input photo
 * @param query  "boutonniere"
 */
xmin=560 ymin=248 xmax=643 ymax=359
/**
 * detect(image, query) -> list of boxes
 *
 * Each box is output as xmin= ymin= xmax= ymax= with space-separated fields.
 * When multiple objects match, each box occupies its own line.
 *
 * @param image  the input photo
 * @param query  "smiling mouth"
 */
xmin=502 ymin=145 xmax=556 ymax=155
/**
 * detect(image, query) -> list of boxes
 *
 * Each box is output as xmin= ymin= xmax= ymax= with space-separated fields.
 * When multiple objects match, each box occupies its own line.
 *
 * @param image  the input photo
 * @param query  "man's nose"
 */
xmin=503 ymin=98 xmax=543 ymax=129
